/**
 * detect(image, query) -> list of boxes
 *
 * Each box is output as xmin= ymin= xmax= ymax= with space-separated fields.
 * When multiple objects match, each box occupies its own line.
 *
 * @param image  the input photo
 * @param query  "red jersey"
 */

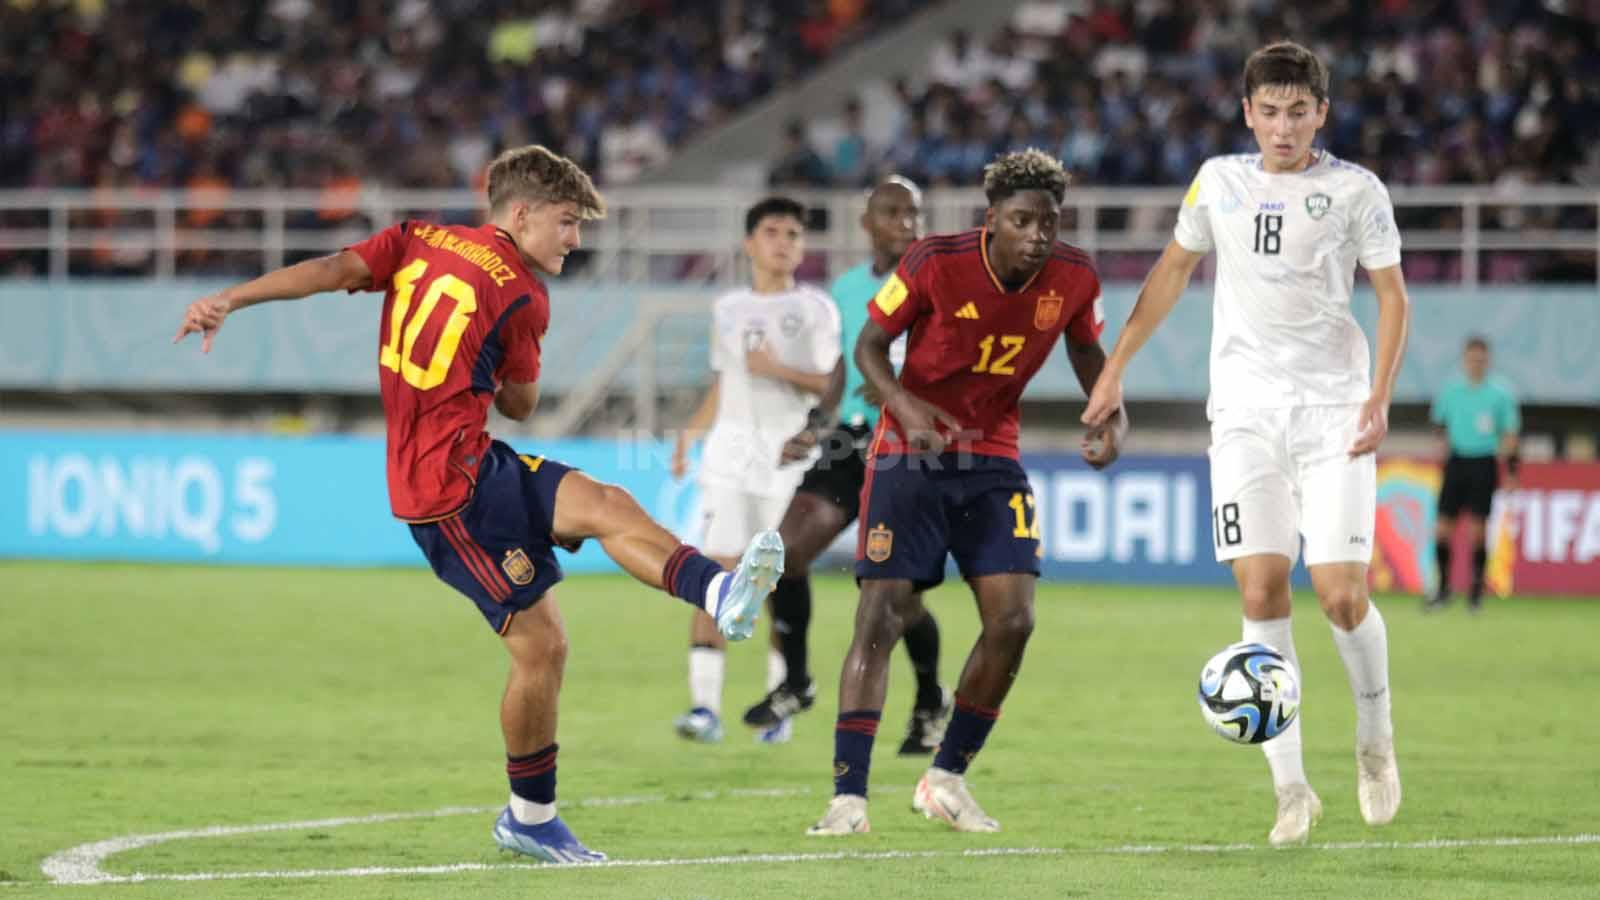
xmin=346 ymin=221 xmax=548 ymax=521
xmin=866 ymin=228 xmax=1103 ymax=460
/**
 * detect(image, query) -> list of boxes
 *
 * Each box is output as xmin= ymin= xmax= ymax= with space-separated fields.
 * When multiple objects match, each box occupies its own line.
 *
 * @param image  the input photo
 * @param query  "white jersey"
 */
xmin=1174 ymin=151 xmax=1402 ymax=417
xmin=700 ymin=284 xmax=841 ymax=497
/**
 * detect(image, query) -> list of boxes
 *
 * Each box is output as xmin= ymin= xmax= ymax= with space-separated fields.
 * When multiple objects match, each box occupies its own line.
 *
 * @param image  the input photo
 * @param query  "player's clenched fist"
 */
xmin=174 ymin=292 xmax=233 ymax=353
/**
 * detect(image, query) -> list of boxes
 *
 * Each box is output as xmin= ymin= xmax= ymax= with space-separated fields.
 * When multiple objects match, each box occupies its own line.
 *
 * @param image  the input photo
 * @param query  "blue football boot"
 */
xmin=715 ymin=530 xmax=784 ymax=641
xmin=492 ymin=808 xmax=608 ymax=864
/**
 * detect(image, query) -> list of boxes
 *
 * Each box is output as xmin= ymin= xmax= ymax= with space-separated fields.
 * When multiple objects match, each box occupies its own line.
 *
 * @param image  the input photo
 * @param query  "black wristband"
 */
xmin=805 ymin=406 xmax=831 ymax=433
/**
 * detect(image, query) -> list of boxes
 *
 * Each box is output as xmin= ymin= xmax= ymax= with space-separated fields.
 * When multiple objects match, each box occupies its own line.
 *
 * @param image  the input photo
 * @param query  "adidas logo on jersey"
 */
xmin=955 ymin=302 xmax=980 ymax=320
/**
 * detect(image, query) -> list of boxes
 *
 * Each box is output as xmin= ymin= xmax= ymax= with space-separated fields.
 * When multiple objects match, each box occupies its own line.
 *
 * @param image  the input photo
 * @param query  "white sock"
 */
xmin=689 ymin=646 xmax=725 ymax=715
xmin=1330 ymin=603 xmax=1393 ymax=744
xmin=704 ymin=572 xmax=729 ymax=615
xmin=767 ymin=647 xmax=786 ymax=692
xmin=1242 ymin=614 xmax=1307 ymax=788
xmin=508 ymin=793 xmax=556 ymax=826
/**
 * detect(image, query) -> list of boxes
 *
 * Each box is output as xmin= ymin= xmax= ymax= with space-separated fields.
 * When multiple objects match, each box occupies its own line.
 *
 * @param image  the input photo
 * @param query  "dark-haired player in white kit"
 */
xmin=1084 ymin=41 xmax=1410 ymax=846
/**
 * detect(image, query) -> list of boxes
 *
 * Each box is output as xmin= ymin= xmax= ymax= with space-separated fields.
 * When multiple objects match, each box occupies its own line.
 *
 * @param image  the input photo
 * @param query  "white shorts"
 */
xmin=1207 ymin=405 xmax=1376 ymax=568
xmin=698 ymin=483 xmax=790 ymax=558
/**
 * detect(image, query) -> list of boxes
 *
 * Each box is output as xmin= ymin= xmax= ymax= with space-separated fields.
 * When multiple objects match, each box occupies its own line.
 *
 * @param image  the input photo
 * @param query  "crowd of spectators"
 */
xmin=1 ymin=0 xmax=1595 ymax=281
xmin=0 ymin=0 xmax=909 ymax=194
xmin=777 ymin=2 xmax=1598 ymax=192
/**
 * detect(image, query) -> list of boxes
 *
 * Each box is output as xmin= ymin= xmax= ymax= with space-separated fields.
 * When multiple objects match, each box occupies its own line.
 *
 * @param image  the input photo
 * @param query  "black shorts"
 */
xmin=795 ymin=423 xmax=873 ymax=521
xmin=1438 ymin=455 xmax=1499 ymax=518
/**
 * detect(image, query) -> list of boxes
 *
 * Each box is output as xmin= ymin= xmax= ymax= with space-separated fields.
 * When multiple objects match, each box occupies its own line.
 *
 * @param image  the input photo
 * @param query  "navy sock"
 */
xmin=507 ymin=743 xmax=558 ymax=804
xmin=902 ymin=611 xmax=943 ymax=710
xmin=663 ymin=544 xmax=722 ymax=609
xmin=932 ymin=696 xmax=999 ymax=775
xmin=772 ymin=576 xmax=812 ymax=690
xmin=833 ymin=710 xmax=881 ymax=798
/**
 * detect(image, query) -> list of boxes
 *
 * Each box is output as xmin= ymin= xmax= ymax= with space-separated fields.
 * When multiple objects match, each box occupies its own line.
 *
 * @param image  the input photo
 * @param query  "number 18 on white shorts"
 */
xmin=1207 ymin=405 xmax=1376 ymax=567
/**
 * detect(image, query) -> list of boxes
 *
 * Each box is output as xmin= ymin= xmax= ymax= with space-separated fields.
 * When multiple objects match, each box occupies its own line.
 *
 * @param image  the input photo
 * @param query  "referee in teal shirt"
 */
xmin=1427 ymin=336 xmax=1520 ymax=612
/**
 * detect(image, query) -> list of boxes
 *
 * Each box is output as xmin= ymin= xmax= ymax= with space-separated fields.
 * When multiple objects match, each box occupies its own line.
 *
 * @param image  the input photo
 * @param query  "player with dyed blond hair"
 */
xmin=1082 ymin=41 xmax=1411 ymax=845
xmin=177 ymin=145 xmax=783 ymax=864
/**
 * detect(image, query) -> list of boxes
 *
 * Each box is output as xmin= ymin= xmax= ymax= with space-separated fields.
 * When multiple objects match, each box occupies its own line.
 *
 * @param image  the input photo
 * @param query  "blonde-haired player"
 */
xmin=1083 ymin=42 xmax=1409 ymax=845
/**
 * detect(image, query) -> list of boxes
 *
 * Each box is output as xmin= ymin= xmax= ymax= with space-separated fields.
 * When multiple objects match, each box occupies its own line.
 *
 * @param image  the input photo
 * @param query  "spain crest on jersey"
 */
xmin=865 ymin=524 xmax=893 ymax=562
xmin=1034 ymin=290 xmax=1064 ymax=330
xmin=502 ymin=548 xmax=536 ymax=586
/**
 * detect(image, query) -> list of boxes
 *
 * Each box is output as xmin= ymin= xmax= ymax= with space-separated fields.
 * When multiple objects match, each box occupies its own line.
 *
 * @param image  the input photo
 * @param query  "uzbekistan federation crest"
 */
xmin=1305 ymin=193 xmax=1332 ymax=219
xmin=1034 ymin=290 xmax=1063 ymax=330
xmin=865 ymin=524 xmax=893 ymax=563
xmin=502 ymin=548 xmax=536 ymax=586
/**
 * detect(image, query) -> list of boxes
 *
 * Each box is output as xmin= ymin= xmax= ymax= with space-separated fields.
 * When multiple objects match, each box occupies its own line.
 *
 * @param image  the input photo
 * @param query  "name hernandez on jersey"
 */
xmin=1174 ymin=152 xmax=1402 ymax=416
xmin=700 ymin=284 xmax=842 ymax=496
xmin=866 ymin=229 xmax=1103 ymax=460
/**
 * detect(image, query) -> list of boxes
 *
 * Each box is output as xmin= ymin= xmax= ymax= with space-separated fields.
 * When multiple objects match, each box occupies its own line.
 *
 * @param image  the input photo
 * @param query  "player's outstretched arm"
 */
xmin=1349 ymin=263 xmax=1410 ymax=457
xmin=1081 ymin=240 xmax=1204 ymax=426
xmin=174 ymin=251 xmax=373 ymax=353
xmin=1066 ymin=337 xmax=1128 ymax=470
xmin=671 ymin=376 xmax=720 ymax=479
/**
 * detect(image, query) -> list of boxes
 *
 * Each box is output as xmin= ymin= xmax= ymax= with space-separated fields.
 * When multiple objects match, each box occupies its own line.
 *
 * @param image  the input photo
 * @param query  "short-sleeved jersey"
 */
xmin=866 ymin=228 xmax=1103 ymax=460
xmin=345 ymin=221 xmax=547 ymax=521
xmin=1174 ymin=152 xmax=1402 ymax=416
xmin=1431 ymin=374 xmax=1520 ymax=458
xmin=701 ymin=284 xmax=841 ymax=497
xmin=830 ymin=262 xmax=907 ymax=428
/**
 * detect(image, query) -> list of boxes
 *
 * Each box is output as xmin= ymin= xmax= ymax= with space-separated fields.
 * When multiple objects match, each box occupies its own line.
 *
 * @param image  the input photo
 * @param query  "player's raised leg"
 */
xmin=910 ymin=572 xmax=1034 ymax=834
xmin=807 ymin=577 xmax=928 ymax=835
xmin=490 ymin=595 xmax=608 ymax=862
xmin=549 ymin=470 xmax=783 ymax=641
xmin=1234 ymin=552 xmax=1321 ymax=846
xmin=1311 ymin=561 xmax=1400 ymax=827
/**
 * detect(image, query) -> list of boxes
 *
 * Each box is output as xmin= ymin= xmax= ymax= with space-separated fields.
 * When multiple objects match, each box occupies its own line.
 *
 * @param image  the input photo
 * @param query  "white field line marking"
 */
xmin=42 ymin=786 xmax=815 ymax=885
xmin=38 ymin=792 xmax=1600 ymax=887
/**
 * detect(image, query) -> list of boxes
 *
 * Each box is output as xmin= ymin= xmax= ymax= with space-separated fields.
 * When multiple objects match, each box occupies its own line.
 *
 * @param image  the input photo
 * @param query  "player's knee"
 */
xmin=1237 ymin=582 xmax=1285 ymax=617
xmin=1434 ymin=517 xmax=1454 ymax=541
xmin=595 ymin=482 xmax=644 ymax=524
xmin=1317 ymin=582 xmax=1368 ymax=628
xmin=986 ymin=604 xmax=1035 ymax=648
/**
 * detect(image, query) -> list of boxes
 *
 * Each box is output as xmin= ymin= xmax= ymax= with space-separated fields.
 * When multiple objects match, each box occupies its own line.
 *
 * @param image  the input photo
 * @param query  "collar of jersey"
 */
xmin=1256 ymin=147 xmax=1326 ymax=175
xmin=980 ymin=227 xmax=1043 ymax=294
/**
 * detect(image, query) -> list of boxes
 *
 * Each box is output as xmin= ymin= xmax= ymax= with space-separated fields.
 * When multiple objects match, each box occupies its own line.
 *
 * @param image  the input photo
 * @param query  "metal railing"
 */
xmin=1 ymin=185 xmax=1596 ymax=287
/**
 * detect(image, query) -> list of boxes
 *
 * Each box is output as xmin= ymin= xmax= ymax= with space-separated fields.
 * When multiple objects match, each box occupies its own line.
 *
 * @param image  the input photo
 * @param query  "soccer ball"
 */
xmin=1196 ymin=641 xmax=1300 ymax=744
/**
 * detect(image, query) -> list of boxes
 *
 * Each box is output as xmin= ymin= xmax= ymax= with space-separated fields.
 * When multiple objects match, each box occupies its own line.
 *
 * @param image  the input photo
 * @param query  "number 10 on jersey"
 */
xmin=381 ymin=258 xmax=478 ymax=390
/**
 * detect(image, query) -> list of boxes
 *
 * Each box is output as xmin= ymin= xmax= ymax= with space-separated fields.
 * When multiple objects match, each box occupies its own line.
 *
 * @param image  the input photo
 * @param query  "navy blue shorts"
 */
xmin=854 ymin=452 xmax=1041 ymax=591
xmin=409 ymin=440 xmax=573 ymax=635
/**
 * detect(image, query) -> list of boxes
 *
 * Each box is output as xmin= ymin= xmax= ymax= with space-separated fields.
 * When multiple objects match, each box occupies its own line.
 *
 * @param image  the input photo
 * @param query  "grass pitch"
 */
xmin=2 ymin=561 xmax=1597 ymax=898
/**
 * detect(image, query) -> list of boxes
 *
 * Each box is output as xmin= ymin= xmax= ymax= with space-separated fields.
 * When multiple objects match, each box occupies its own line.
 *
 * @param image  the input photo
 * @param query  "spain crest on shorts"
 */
xmin=501 ymin=548 xmax=536 ymax=586
xmin=1034 ymin=290 xmax=1063 ymax=330
xmin=865 ymin=524 xmax=893 ymax=563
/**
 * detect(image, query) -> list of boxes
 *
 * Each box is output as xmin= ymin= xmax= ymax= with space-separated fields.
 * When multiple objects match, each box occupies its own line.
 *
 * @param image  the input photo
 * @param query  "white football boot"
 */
xmin=1357 ymin=738 xmax=1402 ymax=825
xmin=1269 ymin=782 xmax=1323 ymax=846
xmin=806 ymin=794 xmax=870 ymax=835
xmin=912 ymin=768 xmax=1000 ymax=833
